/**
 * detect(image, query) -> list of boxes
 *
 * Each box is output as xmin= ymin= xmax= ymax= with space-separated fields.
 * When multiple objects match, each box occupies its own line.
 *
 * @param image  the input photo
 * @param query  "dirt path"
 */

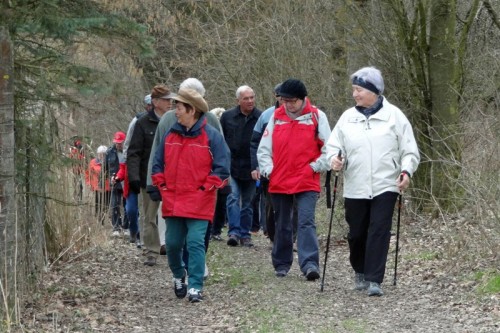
xmin=16 ymin=218 xmax=499 ymax=333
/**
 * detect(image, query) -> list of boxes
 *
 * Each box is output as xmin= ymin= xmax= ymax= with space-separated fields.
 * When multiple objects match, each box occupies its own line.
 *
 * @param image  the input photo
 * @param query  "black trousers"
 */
xmin=212 ymin=190 xmax=228 ymax=236
xmin=345 ymin=191 xmax=399 ymax=284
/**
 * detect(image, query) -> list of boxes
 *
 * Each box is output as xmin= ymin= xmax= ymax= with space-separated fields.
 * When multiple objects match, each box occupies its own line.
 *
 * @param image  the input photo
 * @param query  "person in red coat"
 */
xmin=257 ymin=79 xmax=331 ymax=281
xmin=151 ymin=88 xmax=230 ymax=303
xmin=85 ymin=145 xmax=110 ymax=218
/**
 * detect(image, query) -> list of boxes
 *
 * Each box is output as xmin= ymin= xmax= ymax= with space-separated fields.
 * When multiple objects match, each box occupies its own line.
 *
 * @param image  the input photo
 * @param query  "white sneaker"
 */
xmin=123 ymin=229 xmax=130 ymax=236
xmin=188 ymin=288 xmax=203 ymax=303
xmin=112 ymin=230 xmax=120 ymax=237
xmin=204 ymin=263 xmax=209 ymax=280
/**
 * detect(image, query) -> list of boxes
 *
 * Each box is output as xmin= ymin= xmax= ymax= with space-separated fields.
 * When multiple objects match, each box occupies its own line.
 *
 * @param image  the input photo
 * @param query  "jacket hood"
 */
xmin=170 ymin=114 xmax=207 ymax=137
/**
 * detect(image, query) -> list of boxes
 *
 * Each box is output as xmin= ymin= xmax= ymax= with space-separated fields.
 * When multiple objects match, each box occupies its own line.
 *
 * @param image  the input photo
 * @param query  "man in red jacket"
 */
xmin=257 ymin=79 xmax=331 ymax=281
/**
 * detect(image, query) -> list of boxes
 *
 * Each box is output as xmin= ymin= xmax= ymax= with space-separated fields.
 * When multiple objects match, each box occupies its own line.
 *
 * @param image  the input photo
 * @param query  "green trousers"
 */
xmin=166 ymin=217 xmax=208 ymax=291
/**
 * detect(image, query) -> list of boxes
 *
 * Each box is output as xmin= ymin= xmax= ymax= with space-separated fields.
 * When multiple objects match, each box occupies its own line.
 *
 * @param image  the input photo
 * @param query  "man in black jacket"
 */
xmin=127 ymin=84 xmax=175 ymax=266
xmin=220 ymin=85 xmax=262 ymax=247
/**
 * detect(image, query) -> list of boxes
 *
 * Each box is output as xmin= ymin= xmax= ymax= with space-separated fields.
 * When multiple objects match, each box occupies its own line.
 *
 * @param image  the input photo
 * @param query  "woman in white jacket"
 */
xmin=326 ymin=66 xmax=420 ymax=296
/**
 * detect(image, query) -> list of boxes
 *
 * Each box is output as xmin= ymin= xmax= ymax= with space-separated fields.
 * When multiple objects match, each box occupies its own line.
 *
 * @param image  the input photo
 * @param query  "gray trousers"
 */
xmin=140 ymin=191 xmax=161 ymax=255
xmin=271 ymin=191 xmax=319 ymax=275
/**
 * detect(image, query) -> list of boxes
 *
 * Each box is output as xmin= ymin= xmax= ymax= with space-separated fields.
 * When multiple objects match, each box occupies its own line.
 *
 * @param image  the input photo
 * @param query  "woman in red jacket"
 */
xmin=151 ymin=88 xmax=230 ymax=303
xmin=86 ymin=145 xmax=110 ymax=218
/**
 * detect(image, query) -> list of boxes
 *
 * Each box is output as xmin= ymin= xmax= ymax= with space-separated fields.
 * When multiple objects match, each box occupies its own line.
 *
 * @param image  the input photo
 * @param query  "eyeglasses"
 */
xmin=281 ymin=98 xmax=299 ymax=104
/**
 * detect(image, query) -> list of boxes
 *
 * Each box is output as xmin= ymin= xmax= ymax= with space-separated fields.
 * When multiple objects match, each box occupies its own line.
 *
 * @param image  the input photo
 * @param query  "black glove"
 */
xmin=146 ymin=185 xmax=162 ymax=202
xmin=129 ymin=180 xmax=141 ymax=194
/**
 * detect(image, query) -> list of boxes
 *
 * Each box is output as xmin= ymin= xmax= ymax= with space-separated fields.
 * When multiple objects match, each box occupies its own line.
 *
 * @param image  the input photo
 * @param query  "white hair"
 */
xmin=209 ymin=107 xmax=226 ymax=119
xmin=97 ymin=145 xmax=107 ymax=154
xmin=180 ymin=78 xmax=206 ymax=97
xmin=350 ymin=66 xmax=385 ymax=94
xmin=235 ymin=85 xmax=254 ymax=99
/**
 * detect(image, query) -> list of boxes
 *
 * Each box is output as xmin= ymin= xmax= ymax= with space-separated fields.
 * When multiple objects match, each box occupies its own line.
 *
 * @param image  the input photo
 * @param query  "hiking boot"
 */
xmin=367 ymin=282 xmax=384 ymax=296
xmin=305 ymin=267 xmax=320 ymax=281
xmin=227 ymin=235 xmax=239 ymax=247
xmin=143 ymin=255 xmax=156 ymax=266
xmin=187 ymin=288 xmax=203 ymax=303
xmin=354 ymin=273 xmax=369 ymax=291
xmin=129 ymin=233 xmax=137 ymax=243
xmin=160 ymin=245 xmax=166 ymax=255
xmin=275 ymin=270 xmax=288 ymax=278
xmin=240 ymin=238 xmax=254 ymax=247
xmin=173 ymin=275 xmax=187 ymax=299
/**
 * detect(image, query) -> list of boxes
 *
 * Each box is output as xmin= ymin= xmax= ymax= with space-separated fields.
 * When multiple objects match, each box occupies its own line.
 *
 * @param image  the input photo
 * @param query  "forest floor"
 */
xmin=13 ymin=214 xmax=500 ymax=333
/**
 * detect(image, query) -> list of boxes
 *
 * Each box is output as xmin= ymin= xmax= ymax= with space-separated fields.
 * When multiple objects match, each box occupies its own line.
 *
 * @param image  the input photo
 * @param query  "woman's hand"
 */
xmin=331 ymin=155 xmax=344 ymax=171
xmin=397 ymin=173 xmax=410 ymax=192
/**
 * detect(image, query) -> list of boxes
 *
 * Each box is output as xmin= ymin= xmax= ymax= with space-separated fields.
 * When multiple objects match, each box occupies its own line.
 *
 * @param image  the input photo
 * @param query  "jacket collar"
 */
xmin=233 ymin=106 xmax=260 ymax=119
xmin=275 ymin=97 xmax=316 ymax=121
xmin=348 ymin=97 xmax=392 ymax=122
xmin=147 ymin=110 xmax=160 ymax=122
xmin=171 ymin=114 xmax=207 ymax=137
xmin=366 ymin=97 xmax=391 ymax=121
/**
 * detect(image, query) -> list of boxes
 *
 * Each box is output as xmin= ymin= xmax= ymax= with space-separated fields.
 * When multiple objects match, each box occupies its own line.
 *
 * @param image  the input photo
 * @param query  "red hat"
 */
xmin=113 ymin=131 xmax=126 ymax=143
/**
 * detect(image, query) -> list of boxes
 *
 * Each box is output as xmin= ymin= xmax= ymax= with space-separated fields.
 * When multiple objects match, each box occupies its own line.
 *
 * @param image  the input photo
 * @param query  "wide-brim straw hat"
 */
xmin=172 ymin=88 xmax=209 ymax=113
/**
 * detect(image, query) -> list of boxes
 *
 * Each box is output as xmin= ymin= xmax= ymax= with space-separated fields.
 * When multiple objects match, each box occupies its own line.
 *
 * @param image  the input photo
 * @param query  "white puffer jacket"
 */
xmin=326 ymin=97 xmax=420 ymax=199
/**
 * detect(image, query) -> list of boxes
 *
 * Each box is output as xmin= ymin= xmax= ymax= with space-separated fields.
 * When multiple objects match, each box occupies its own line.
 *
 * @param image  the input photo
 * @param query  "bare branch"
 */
xmin=483 ymin=0 xmax=500 ymax=30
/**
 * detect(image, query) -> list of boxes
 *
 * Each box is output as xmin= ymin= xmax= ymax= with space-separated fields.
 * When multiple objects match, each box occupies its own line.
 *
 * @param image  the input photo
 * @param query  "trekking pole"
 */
xmin=393 ymin=174 xmax=404 ymax=286
xmin=320 ymin=150 xmax=341 ymax=292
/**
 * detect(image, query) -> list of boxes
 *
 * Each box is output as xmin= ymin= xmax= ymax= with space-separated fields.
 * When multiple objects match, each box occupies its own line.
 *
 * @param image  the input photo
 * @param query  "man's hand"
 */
xmin=251 ymin=170 xmax=260 ymax=181
xmin=129 ymin=180 xmax=141 ymax=194
xmin=146 ymin=185 xmax=161 ymax=201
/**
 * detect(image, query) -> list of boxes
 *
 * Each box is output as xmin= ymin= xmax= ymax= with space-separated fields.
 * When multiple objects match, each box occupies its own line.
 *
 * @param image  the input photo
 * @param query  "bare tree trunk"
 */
xmin=428 ymin=0 xmax=463 ymax=210
xmin=0 ymin=26 xmax=20 ymax=324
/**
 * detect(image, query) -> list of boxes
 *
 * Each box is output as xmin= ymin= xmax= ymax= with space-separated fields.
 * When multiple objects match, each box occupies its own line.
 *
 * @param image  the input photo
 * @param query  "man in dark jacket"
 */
xmin=220 ymin=85 xmax=262 ymax=247
xmin=127 ymin=84 xmax=175 ymax=266
xmin=104 ymin=131 xmax=128 ymax=236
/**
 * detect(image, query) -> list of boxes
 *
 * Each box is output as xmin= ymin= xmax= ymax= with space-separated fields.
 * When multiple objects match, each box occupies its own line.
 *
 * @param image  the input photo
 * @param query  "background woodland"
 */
xmin=0 ymin=0 xmax=498 ymax=327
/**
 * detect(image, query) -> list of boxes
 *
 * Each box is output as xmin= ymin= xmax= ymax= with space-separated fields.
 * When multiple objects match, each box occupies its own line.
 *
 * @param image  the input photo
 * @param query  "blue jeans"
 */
xmin=166 ymin=217 xmax=208 ymax=291
xmin=271 ymin=191 xmax=319 ymax=274
xmin=226 ymin=178 xmax=256 ymax=240
xmin=125 ymin=191 xmax=139 ymax=236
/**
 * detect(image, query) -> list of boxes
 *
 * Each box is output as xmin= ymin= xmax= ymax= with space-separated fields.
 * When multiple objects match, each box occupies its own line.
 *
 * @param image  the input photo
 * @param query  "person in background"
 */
xmin=257 ymin=79 xmax=331 ymax=281
xmin=250 ymin=177 xmax=261 ymax=234
xmin=208 ymin=107 xmax=230 ymax=241
xmin=251 ymin=83 xmax=290 ymax=242
xmin=104 ymin=132 xmax=129 ymax=236
xmin=120 ymin=94 xmax=153 ymax=248
xmin=128 ymin=84 xmax=175 ymax=266
xmin=326 ymin=66 xmax=420 ymax=296
xmin=86 ymin=145 xmax=110 ymax=219
xmin=220 ymin=85 xmax=262 ymax=247
xmin=147 ymin=78 xmax=223 ymax=278
xmin=151 ymin=88 xmax=230 ymax=303
xmin=69 ymin=139 xmax=86 ymax=201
